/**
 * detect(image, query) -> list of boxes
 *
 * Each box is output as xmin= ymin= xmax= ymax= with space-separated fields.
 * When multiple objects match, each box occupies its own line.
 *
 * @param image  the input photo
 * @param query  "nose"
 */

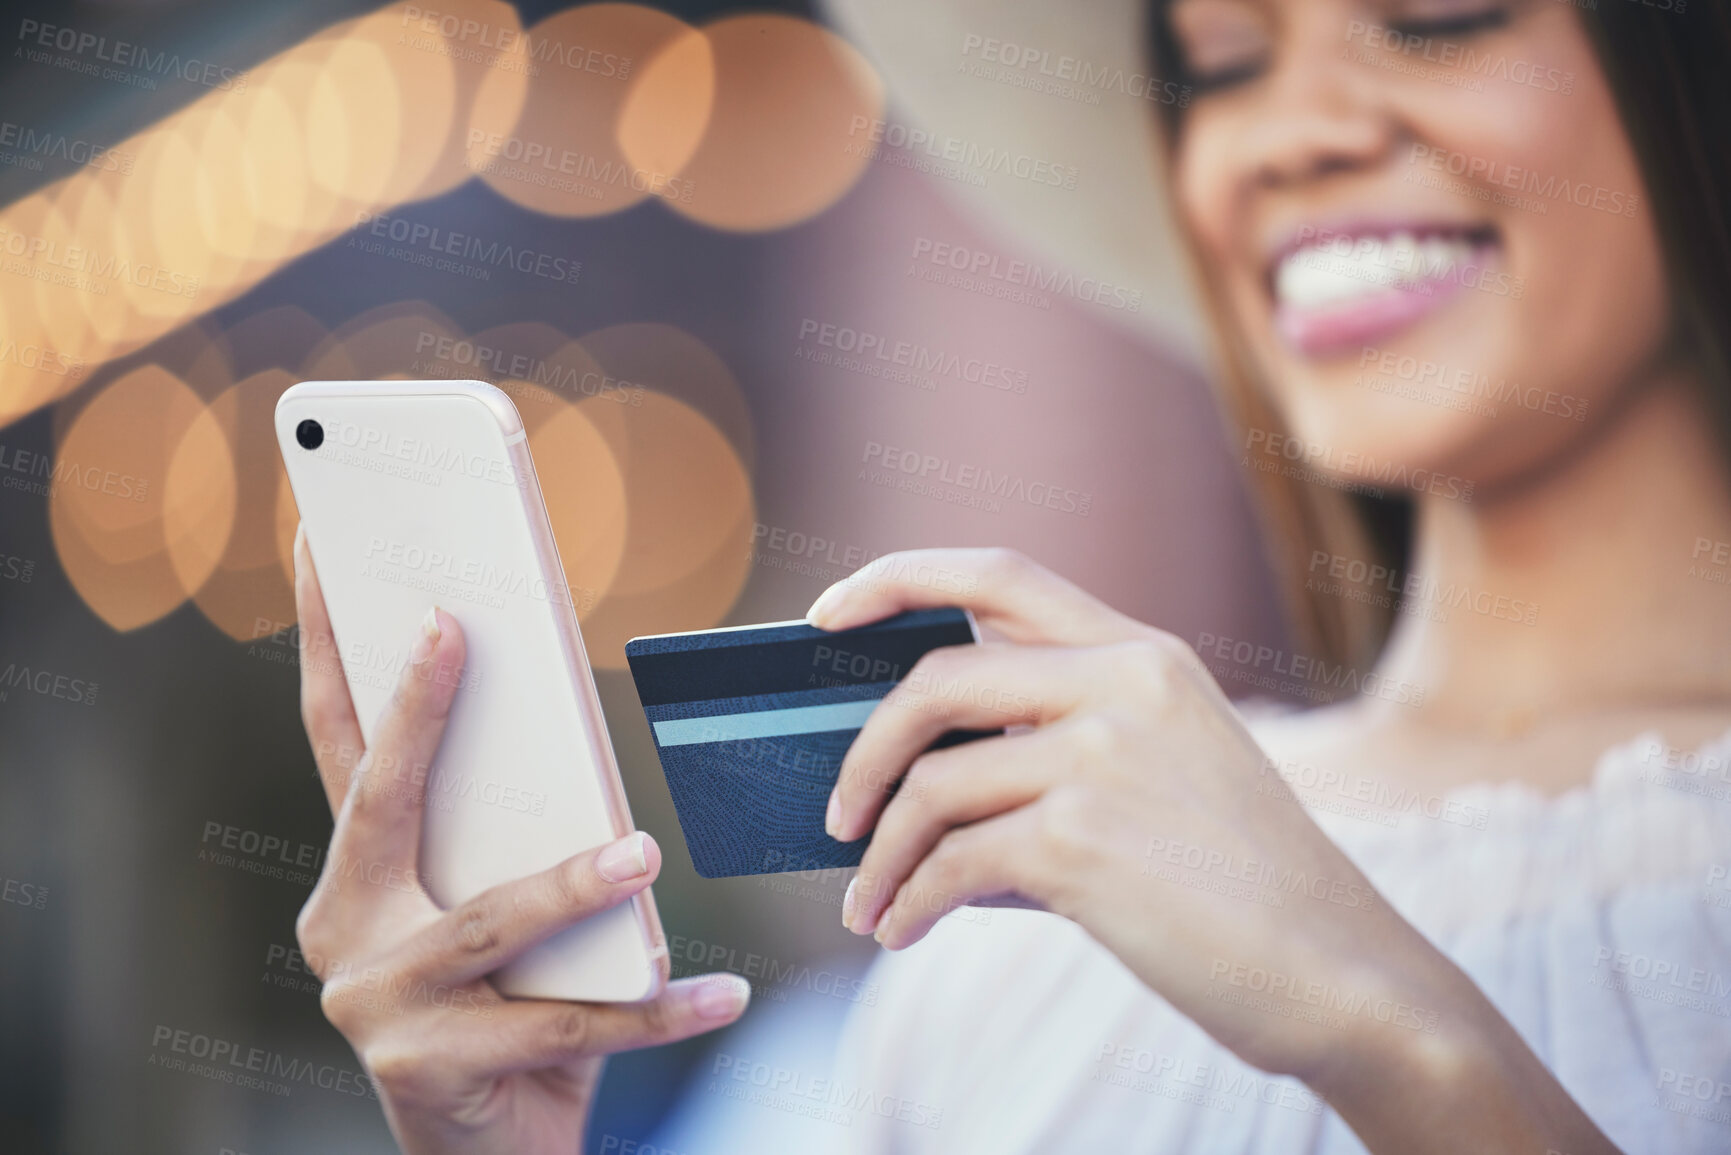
xmin=1239 ymin=27 xmax=1396 ymax=188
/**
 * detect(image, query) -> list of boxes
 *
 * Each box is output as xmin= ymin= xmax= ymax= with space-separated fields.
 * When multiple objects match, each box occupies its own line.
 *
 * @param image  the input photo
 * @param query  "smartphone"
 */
xmin=275 ymin=379 xmax=666 ymax=1003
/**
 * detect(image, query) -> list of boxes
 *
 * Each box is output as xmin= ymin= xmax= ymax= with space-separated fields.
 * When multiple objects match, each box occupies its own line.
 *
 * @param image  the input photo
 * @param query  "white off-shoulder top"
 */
xmin=829 ymin=727 xmax=1731 ymax=1154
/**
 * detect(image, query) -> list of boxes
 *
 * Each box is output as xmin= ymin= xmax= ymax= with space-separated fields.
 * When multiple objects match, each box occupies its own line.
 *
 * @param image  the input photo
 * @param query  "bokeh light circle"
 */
xmin=469 ymin=4 xmax=696 ymax=218
xmin=191 ymin=368 xmax=302 ymax=641
xmin=575 ymin=389 xmax=755 ymax=666
xmin=647 ymin=14 xmax=884 ymax=232
xmin=529 ymin=402 xmax=629 ymax=621
xmin=50 ymin=364 xmax=236 ymax=630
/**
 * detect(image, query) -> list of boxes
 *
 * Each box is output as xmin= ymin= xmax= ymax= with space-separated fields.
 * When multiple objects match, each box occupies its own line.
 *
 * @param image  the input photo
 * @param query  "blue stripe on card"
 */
xmin=652 ymin=697 xmax=885 ymax=747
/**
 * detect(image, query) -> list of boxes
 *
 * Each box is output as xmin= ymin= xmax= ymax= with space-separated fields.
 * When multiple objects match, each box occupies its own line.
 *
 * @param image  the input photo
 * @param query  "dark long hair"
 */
xmin=1145 ymin=0 xmax=1731 ymax=673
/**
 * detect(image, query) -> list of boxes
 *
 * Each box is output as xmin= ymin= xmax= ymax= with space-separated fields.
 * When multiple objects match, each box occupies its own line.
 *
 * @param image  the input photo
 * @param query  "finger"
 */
xmin=830 ymin=642 xmax=1085 ymax=842
xmin=845 ymin=724 xmax=1078 ymax=934
xmin=469 ymin=975 xmax=752 ymax=1077
xmin=394 ymin=833 xmax=662 ymax=987
xmin=807 ymin=547 xmax=1146 ymax=645
xmin=326 ymin=604 xmax=467 ymax=874
xmin=294 ymin=523 xmax=366 ymax=814
xmin=872 ymin=808 xmax=1043 ymax=951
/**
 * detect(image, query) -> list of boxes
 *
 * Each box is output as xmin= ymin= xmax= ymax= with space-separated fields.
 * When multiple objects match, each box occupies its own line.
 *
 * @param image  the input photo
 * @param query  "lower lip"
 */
xmin=1273 ymin=251 xmax=1494 ymax=358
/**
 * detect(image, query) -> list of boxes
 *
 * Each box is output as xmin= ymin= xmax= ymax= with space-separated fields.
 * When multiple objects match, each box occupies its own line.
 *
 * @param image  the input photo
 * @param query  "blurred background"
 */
xmin=0 ymin=0 xmax=1291 ymax=1150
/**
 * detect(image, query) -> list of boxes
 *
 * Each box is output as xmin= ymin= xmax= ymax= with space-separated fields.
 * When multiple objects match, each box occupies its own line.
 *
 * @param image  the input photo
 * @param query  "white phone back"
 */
xmin=275 ymin=379 xmax=665 ymax=1002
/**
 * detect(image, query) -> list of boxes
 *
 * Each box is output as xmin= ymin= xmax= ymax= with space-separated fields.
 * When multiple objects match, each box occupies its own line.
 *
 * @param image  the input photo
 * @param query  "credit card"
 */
xmin=624 ymin=608 xmax=986 ymax=878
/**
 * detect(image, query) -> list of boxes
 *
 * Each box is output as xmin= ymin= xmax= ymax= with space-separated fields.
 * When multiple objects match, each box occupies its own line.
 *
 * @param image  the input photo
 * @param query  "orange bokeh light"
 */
xmin=529 ymin=401 xmax=629 ymax=622
xmin=50 ymin=364 xmax=236 ymax=630
xmin=302 ymin=300 xmax=464 ymax=381
xmin=577 ymin=321 xmax=755 ymax=471
xmin=192 ymin=368 xmax=303 ymax=641
xmin=576 ymin=389 xmax=755 ymax=666
xmin=650 ymin=14 xmax=884 ymax=232
xmin=469 ymin=3 xmax=695 ymax=218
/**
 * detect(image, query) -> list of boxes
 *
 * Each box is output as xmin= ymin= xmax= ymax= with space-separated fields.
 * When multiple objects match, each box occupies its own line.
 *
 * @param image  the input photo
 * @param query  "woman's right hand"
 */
xmin=291 ymin=528 xmax=750 ymax=1154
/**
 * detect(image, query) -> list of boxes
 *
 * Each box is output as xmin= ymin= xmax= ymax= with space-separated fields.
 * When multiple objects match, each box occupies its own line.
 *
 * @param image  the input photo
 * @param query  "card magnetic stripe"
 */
xmin=624 ymin=608 xmax=980 ymax=878
xmin=653 ymin=698 xmax=884 ymax=746
xmin=625 ymin=608 xmax=976 ymax=706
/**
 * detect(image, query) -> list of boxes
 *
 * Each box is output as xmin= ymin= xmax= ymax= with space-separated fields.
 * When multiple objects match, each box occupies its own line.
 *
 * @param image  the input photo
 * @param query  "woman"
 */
xmin=290 ymin=0 xmax=1731 ymax=1151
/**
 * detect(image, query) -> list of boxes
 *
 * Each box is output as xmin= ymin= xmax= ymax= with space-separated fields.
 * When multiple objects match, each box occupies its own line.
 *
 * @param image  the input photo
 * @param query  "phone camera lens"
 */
xmin=296 ymin=419 xmax=324 ymax=450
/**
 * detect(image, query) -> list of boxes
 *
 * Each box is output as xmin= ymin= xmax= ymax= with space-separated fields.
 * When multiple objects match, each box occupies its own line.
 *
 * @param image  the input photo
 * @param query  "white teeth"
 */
xmin=1275 ymin=233 xmax=1481 ymax=310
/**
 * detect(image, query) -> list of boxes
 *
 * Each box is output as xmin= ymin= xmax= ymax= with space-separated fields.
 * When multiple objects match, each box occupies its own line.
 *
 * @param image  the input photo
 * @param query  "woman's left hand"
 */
xmin=813 ymin=548 xmax=1456 ymax=1082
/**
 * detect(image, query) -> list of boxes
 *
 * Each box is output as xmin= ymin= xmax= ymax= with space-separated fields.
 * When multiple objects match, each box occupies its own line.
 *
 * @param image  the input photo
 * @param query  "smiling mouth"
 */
xmin=1269 ymin=223 xmax=1503 ymax=357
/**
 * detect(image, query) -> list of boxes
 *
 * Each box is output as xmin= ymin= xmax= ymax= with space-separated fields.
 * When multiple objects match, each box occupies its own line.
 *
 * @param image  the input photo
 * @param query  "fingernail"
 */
xmin=841 ymin=875 xmax=858 ymax=929
xmin=807 ymin=585 xmax=843 ymax=628
xmin=692 ymin=974 xmax=751 ymax=1019
xmin=596 ymin=832 xmax=650 ymax=882
xmin=292 ymin=523 xmax=306 ymax=569
xmin=410 ymin=607 xmax=442 ymax=663
xmin=825 ymin=791 xmax=842 ymax=840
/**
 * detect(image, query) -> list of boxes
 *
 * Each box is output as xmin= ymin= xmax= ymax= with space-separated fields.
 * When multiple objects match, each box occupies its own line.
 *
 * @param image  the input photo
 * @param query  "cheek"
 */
xmin=1400 ymin=16 xmax=1668 ymax=387
xmin=1174 ymin=114 xmax=1243 ymax=268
